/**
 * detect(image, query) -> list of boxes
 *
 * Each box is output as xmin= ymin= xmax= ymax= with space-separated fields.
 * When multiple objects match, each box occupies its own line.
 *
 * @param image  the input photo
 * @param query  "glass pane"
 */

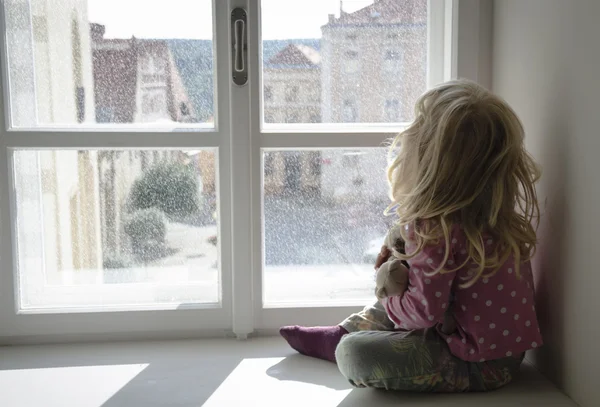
xmin=14 ymin=149 xmax=219 ymax=310
xmin=4 ymin=0 xmax=214 ymax=128
xmin=262 ymin=0 xmax=427 ymax=125
xmin=263 ymin=149 xmax=391 ymax=305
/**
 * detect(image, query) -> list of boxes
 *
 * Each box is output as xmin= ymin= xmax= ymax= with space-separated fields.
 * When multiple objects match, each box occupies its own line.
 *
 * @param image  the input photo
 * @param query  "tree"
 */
xmin=128 ymin=162 xmax=199 ymax=218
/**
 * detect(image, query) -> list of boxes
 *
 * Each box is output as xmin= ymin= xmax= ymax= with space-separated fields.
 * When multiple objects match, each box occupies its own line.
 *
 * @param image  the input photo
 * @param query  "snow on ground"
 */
xmin=21 ymin=222 xmax=377 ymax=309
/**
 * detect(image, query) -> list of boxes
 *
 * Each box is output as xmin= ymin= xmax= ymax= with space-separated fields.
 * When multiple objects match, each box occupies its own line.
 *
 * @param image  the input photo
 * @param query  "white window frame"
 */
xmin=0 ymin=0 xmax=236 ymax=343
xmin=248 ymin=0 xmax=454 ymax=336
xmin=0 ymin=0 xmax=492 ymax=343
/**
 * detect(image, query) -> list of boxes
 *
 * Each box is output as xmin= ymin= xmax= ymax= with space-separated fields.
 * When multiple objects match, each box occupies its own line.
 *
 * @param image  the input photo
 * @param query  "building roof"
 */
xmin=266 ymin=44 xmax=321 ymax=69
xmin=323 ymin=0 xmax=427 ymax=28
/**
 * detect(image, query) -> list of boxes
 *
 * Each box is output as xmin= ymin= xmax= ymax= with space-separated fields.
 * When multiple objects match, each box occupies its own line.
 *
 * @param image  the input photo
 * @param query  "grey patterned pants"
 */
xmin=336 ymin=301 xmax=522 ymax=392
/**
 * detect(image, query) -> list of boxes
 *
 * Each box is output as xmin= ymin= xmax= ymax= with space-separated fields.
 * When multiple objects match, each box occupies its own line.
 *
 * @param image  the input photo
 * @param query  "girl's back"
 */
xmin=384 ymin=224 xmax=542 ymax=362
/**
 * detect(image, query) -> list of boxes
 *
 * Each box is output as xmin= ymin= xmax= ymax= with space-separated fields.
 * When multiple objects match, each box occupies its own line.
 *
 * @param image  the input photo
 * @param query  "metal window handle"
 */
xmin=231 ymin=8 xmax=247 ymax=86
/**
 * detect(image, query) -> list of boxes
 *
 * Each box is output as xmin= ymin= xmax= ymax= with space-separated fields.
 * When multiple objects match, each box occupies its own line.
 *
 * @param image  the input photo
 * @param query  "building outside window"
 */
xmin=343 ymin=50 xmax=359 ymax=73
xmin=264 ymin=85 xmax=273 ymax=101
xmin=384 ymin=99 xmax=401 ymax=122
xmin=383 ymin=49 xmax=402 ymax=72
xmin=342 ymin=99 xmax=358 ymax=122
xmin=285 ymin=85 xmax=299 ymax=102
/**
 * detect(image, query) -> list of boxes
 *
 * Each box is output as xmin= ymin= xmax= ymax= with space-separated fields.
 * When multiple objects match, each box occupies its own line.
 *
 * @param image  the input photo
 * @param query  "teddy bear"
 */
xmin=375 ymin=224 xmax=457 ymax=335
xmin=374 ymin=224 xmax=410 ymax=300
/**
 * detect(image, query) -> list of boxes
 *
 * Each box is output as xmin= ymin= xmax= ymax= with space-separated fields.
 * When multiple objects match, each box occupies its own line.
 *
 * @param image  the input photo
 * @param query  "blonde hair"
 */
xmin=387 ymin=79 xmax=541 ymax=287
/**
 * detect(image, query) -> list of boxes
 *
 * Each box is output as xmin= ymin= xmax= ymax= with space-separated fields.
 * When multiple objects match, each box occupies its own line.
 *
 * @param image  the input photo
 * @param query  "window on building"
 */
xmin=384 ymin=49 xmax=402 ymax=72
xmin=285 ymin=85 xmax=299 ymax=102
xmin=384 ymin=99 xmax=401 ymax=122
xmin=142 ymin=92 xmax=166 ymax=115
xmin=342 ymin=152 xmax=361 ymax=168
xmin=141 ymin=55 xmax=165 ymax=74
xmin=342 ymin=99 xmax=358 ymax=122
xmin=343 ymin=50 xmax=359 ymax=73
xmin=308 ymin=152 xmax=321 ymax=176
xmin=142 ymin=74 xmax=167 ymax=85
xmin=307 ymin=86 xmax=320 ymax=102
xmin=264 ymin=86 xmax=273 ymax=101
xmin=0 ymin=0 xmax=442 ymax=338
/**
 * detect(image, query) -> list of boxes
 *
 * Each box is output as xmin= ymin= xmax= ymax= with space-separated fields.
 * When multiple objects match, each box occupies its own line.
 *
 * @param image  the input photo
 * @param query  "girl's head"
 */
xmin=388 ymin=79 xmax=541 ymax=286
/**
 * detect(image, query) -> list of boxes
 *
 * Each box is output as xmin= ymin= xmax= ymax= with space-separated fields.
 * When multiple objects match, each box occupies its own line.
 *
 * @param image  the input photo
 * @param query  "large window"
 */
xmin=0 ymin=0 xmax=450 ymax=340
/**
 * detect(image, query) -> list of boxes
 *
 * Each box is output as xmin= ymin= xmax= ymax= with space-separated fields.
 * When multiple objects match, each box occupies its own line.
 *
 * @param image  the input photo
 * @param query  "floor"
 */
xmin=0 ymin=337 xmax=578 ymax=407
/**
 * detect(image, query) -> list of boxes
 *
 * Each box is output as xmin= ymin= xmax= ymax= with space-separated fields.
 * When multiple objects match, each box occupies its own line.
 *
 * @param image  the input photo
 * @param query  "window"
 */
xmin=0 ymin=0 xmax=225 ymax=337
xmin=384 ymin=99 xmax=401 ymax=122
xmin=261 ymin=1 xmax=432 ymax=125
xmin=141 ymin=55 xmax=166 ymax=74
xmin=258 ymin=0 xmax=438 ymax=313
xmin=285 ymin=85 xmax=299 ymax=102
xmin=14 ymin=149 xmax=219 ymax=310
xmin=142 ymin=92 xmax=167 ymax=115
xmin=342 ymin=99 xmax=358 ymax=123
xmin=384 ymin=49 xmax=403 ymax=72
xmin=384 ymin=50 xmax=401 ymax=61
xmin=342 ymin=151 xmax=361 ymax=168
xmin=264 ymin=85 xmax=273 ymax=101
xmin=343 ymin=50 xmax=360 ymax=73
xmin=0 ymin=0 xmax=447 ymax=340
xmin=308 ymin=152 xmax=321 ymax=177
xmin=307 ymin=86 xmax=320 ymax=102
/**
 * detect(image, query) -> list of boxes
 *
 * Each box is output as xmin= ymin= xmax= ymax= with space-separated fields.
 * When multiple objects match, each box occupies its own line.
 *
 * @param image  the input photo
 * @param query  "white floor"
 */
xmin=0 ymin=337 xmax=578 ymax=407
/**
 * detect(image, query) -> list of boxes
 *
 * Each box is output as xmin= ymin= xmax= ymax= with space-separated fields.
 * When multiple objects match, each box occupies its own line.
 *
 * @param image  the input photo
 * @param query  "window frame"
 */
xmin=251 ymin=0 xmax=454 ymax=333
xmin=0 ymin=0 xmax=237 ymax=342
xmin=0 ymin=0 xmax=492 ymax=343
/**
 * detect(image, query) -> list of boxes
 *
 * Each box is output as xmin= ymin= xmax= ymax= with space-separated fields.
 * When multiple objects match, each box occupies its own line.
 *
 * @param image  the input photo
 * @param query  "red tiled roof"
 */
xmin=267 ymin=44 xmax=320 ymax=67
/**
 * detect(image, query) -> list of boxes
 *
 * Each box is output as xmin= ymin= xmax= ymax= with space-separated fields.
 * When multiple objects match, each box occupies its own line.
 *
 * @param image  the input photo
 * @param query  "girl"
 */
xmin=280 ymin=79 xmax=543 ymax=392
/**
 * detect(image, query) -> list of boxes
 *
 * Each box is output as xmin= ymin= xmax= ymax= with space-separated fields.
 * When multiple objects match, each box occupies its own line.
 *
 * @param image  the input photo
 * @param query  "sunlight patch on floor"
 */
xmin=0 ymin=364 xmax=148 ymax=407
xmin=203 ymin=357 xmax=352 ymax=407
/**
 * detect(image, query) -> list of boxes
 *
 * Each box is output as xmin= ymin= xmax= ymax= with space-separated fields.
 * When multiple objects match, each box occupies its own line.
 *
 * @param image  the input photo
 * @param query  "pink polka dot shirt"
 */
xmin=380 ymin=225 xmax=543 ymax=362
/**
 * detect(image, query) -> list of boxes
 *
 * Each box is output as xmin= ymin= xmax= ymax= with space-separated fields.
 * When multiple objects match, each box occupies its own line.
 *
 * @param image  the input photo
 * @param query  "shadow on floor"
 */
xmin=266 ymin=354 xmax=351 ymax=391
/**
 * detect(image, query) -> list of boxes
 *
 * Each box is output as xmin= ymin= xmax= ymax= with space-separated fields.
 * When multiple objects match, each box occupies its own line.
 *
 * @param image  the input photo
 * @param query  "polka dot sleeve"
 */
xmin=381 ymin=237 xmax=456 ymax=329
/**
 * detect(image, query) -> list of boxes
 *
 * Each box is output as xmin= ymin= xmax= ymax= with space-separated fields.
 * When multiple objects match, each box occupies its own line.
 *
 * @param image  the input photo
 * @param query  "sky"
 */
xmin=87 ymin=0 xmax=375 ymax=40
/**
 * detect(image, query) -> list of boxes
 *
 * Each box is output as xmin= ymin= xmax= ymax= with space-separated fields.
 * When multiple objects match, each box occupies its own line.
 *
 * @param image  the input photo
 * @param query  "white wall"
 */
xmin=453 ymin=0 xmax=493 ymax=89
xmin=493 ymin=1 xmax=600 ymax=406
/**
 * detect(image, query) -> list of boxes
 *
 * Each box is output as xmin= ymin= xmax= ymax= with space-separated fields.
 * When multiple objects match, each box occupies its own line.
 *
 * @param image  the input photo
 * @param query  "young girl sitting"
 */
xmin=280 ymin=79 xmax=543 ymax=392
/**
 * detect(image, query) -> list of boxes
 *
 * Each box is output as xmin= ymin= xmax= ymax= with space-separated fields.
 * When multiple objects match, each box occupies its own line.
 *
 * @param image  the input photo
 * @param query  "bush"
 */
xmin=124 ymin=208 xmax=169 ymax=263
xmin=103 ymin=253 xmax=132 ymax=269
xmin=128 ymin=162 xmax=199 ymax=218
xmin=125 ymin=208 xmax=167 ymax=243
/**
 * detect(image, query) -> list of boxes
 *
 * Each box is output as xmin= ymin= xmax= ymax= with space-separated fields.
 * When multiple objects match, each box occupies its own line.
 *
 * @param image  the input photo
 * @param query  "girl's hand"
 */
xmin=375 ymin=246 xmax=391 ymax=269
